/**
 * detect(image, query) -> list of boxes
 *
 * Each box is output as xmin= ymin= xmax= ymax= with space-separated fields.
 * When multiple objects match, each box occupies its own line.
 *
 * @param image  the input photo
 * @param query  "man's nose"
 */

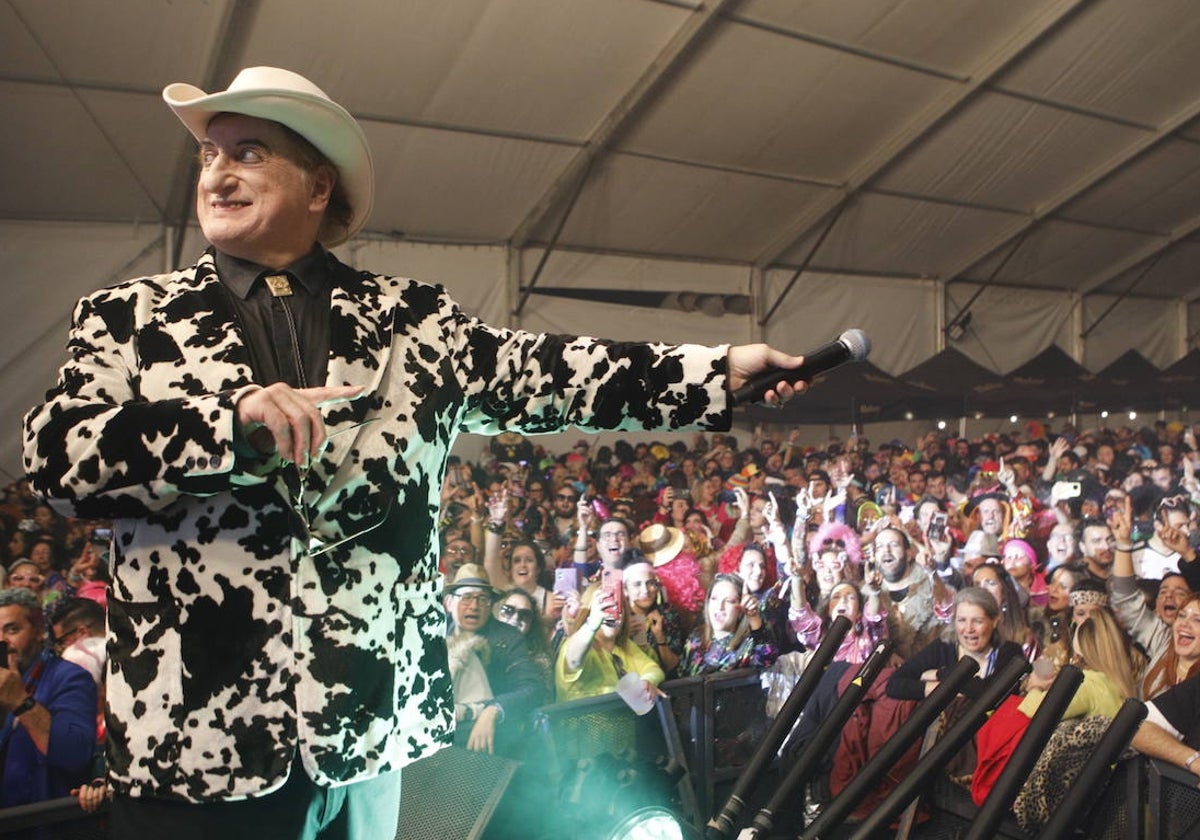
xmin=199 ymin=153 xmax=235 ymax=192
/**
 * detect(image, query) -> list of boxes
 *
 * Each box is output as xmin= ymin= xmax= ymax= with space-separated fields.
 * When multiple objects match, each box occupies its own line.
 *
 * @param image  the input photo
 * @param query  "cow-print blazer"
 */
xmin=23 ymin=250 xmax=732 ymax=802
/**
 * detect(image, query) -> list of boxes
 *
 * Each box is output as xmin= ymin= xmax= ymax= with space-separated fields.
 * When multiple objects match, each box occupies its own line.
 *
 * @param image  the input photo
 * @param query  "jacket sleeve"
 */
xmin=491 ymin=631 xmax=549 ymax=722
xmin=1109 ymin=574 xmax=1170 ymax=660
xmin=439 ymin=289 xmax=733 ymax=436
xmin=42 ymin=663 xmax=98 ymax=775
xmin=887 ymin=640 xmax=951 ymax=700
xmin=23 ymin=288 xmax=263 ymax=519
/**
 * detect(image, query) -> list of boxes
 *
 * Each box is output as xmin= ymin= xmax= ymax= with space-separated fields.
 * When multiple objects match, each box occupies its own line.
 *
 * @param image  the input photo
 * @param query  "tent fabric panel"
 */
xmin=994 ymin=0 xmax=1200 ymax=126
xmin=248 ymin=0 xmax=687 ymax=143
xmin=960 ymin=218 xmax=1157 ymax=292
xmin=2 ymin=0 xmax=222 ymax=89
xmin=738 ymin=0 xmax=1050 ymax=78
xmin=556 ymin=153 xmax=833 ymax=263
xmin=524 ymin=249 xmax=751 ymax=296
xmin=1081 ymin=294 xmax=1178 ymax=371
xmin=0 ymin=83 xmax=169 ymax=222
xmin=875 ymin=91 xmax=1147 ymax=212
xmin=761 ymin=269 xmax=936 ymax=375
xmin=774 ymin=192 xmax=1021 ymax=278
xmin=517 ymin=295 xmax=750 ymax=349
xmin=362 ymin=121 xmax=577 ymax=243
xmin=1094 ymin=240 xmax=1200 ymax=300
xmin=619 ymin=19 xmax=957 ymax=182
xmin=945 ymin=283 xmax=1073 ymax=374
xmin=1058 ymin=138 xmax=1200 ymax=234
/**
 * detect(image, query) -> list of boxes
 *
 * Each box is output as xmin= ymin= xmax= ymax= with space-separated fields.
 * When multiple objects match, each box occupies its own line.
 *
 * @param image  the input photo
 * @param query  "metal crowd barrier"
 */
xmin=0 ymin=796 xmax=107 ymax=838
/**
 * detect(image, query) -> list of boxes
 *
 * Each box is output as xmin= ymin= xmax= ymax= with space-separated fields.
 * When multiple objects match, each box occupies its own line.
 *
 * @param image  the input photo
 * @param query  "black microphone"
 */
xmin=731 ymin=328 xmax=871 ymax=405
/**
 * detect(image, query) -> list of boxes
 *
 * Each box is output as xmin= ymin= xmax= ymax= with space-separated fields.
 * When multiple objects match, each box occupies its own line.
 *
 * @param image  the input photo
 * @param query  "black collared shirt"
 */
xmin=214 ymin=248 xmax=333 ymax=388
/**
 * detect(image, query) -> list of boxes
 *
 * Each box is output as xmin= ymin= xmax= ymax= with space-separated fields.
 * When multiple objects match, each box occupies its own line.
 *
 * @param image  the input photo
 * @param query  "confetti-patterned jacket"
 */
xmin=22 ymin=250 xmax=732 ymax=802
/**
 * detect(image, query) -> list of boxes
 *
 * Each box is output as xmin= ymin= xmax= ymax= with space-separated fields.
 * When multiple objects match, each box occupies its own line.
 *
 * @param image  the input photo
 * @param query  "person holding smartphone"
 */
xmin=556 ymin=583 xmax=664 ymax=703
xmin=0 ymin=587 xmax=96 ymax=806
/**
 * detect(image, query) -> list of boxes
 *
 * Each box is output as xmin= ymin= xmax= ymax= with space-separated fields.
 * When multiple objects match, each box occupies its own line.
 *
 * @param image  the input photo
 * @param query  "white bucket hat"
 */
xmin=163 ymin=66 xmax=374 ymax=247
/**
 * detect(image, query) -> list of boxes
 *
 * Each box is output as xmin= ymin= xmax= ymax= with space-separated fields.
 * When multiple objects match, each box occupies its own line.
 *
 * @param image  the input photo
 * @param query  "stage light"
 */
xmin=604 ymin=807 xmax=701 ymax=840
xmin=1129 ymin=411 xmax=1137 ymax=421
xmin=1100 ymin=410 xmax=1109 ymax=419
xmin=1047 ymin=412 xmax=1055 ymax=419
xmin=1009 ymin=415 xmax=1018 ymax=424
xmin=904 ymin=411 xmax=914 ymax=420
xmin=937 ymin=420 xmax=946 ymax=430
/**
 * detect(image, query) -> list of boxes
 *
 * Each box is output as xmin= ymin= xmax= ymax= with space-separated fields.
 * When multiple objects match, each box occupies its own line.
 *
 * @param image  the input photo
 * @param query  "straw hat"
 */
xmin=638 ymin=523 xmax=686 ymax=567
xmin=443 ymin=563 xmax=497 ymax=596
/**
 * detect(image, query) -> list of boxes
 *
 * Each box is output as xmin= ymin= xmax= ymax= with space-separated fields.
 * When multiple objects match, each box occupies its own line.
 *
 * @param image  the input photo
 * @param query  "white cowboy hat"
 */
xmin=163 ymin=66 xmax=374 ymax=247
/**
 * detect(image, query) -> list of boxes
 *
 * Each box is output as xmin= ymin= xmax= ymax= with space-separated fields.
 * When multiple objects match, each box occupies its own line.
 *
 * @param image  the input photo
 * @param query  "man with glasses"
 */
xmin=443 ymin=565 xmax=545 ymax=758
xmin=1045 ymin=521 xmax=1079 ymax=572
xmin=439 ymin=535 xmax=478 ymax=584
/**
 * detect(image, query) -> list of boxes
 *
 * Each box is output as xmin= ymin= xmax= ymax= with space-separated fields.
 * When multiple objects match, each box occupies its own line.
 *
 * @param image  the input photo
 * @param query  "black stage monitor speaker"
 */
xmin=396 ymin=746 xmax=519 ymax=840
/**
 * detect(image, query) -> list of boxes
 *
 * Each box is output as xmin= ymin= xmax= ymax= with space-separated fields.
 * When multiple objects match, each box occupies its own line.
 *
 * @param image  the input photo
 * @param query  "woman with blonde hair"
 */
xmin=555 ymin=582 xmax=664 ymax=704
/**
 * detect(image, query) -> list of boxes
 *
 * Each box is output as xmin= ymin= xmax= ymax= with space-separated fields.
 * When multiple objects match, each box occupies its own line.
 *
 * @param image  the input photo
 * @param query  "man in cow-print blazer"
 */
xmin=23 ymin=67 xmax=804 ymax=838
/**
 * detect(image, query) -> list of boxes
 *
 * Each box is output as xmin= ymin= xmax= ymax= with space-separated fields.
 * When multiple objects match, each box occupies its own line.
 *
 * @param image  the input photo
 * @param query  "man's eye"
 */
xmin=238 ymin=148 xmax=263 ymax=163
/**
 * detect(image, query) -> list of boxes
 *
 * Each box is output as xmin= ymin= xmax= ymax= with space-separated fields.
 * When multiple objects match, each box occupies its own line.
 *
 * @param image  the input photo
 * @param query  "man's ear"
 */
xmin=310 ymin=164 xmax=336 ymax=210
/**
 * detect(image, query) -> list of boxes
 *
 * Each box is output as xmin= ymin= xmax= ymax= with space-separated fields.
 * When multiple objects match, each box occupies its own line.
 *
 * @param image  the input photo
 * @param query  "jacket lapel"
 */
xmin=147 ymin=252 xmax=256 ymax=396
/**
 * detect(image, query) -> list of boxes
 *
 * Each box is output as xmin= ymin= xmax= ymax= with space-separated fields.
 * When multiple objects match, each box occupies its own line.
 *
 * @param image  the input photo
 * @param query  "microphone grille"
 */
xmin=840 ymin=328 xmax=871 ymax=361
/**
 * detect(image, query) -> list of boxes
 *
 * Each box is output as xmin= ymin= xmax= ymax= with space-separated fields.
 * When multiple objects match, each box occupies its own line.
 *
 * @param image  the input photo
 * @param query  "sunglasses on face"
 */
xmin=499 ymin=604 xmax=533 ymax=624
xmin=446 ymin=545 xmax=475 ymax=556
xmin=556 ymin=494 xmax=578 ymax=502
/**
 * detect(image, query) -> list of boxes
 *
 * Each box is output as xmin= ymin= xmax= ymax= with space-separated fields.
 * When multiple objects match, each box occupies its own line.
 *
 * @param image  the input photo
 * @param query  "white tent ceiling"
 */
xmin=3 ymin=0 xmax=1200 ymax=469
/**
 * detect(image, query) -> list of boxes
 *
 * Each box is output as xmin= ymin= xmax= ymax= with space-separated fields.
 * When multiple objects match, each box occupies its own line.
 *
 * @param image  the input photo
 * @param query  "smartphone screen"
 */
xmin=554 ymin=567 xmax=579 ymax=597
xmin=928 ymin=512 xmax=948 ymax=542
xmin=601 ymin=568 xmax=623 ymax=619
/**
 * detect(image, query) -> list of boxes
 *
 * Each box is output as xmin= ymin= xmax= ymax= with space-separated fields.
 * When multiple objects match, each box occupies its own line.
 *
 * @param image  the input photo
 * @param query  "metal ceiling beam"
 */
xmin=162 ymin=0 xmax=263 ymax=267
xmin=508 ymin=0 xmax=742 ymax=250
xmin=932 ymin=90 xmax=1200 ymax=292
xmin=752 ymin=0 xmax=1090 ymax=271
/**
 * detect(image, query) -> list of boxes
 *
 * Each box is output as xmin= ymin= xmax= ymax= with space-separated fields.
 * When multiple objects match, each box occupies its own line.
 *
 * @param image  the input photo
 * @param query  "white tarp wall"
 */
xmin=3 ymin=221 xmax=1190 ymax=477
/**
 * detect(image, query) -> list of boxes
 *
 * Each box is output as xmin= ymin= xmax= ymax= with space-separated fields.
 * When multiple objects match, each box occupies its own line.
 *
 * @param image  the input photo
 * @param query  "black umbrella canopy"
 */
xmin=1161 ymin=349 xmax=1200 ymax=410
xmin=1081 ymin=350 xmax=1166 ymax=413
xmin=899 ymin=348 xmax=1009 ymax=417
xmin=981 ymin=344 xmax=1094 ymax=416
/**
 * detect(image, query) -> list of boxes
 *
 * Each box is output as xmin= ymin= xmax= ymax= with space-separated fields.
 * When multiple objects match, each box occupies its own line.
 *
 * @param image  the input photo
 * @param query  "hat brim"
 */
xmin=443 ymin=580 xmax=498 ymax=597
xmin=163 ymin=83 xmax=374 ymax=248
xmin=642 ymin=528 xmax=687 ymax=567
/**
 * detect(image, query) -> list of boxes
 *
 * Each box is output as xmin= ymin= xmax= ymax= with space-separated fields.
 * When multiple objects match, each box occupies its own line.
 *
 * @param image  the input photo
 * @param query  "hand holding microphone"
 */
xmin=731 ymin=328 xmax=871 ymax=406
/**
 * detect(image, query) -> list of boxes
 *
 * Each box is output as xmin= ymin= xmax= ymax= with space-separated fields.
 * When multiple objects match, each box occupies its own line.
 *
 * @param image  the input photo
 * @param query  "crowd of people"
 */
xmin=7 ymin=417 xmax=1200 ymax=827
xmin=0 ymin=479 xmax=109 ymax=810
xmin=436 ymin=420 xmax=1200 ymax=828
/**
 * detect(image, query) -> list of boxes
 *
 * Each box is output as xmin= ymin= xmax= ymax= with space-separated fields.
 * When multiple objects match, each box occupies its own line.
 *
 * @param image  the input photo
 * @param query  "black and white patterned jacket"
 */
xmin=22 ymin=250 xmax=732 ymax=802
